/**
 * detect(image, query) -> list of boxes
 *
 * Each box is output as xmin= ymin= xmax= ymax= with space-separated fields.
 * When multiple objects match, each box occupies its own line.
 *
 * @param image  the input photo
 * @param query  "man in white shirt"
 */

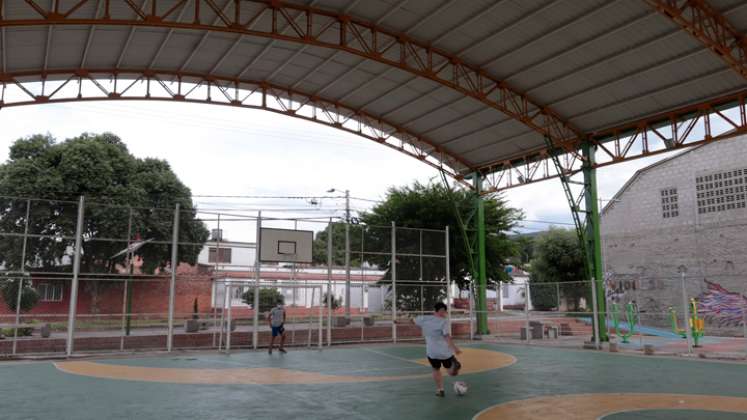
xmin=414 ymin=302 xmax=462 ymax=397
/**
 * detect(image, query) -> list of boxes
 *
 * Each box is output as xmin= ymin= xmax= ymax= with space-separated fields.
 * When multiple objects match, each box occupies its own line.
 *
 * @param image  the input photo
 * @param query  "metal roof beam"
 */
xmin=646 ymin=0 xmax=747 ymax=80
xmin=0 ymin=0 xmax=582 ymax=150
xmin=478 ymin=90 xmax=747 ymax=192
xmin=0 ymin=67 xmax=474 ymax=182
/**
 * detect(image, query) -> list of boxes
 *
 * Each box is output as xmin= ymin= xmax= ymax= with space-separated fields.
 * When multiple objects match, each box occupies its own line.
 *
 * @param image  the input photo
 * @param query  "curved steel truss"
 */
xmin=481 ymin=90 xmax=747 ymax=193
xmin=0 ymin=0 xmax=581 ymax=149
xmin=0 ymin=68 xmax=470 ymax=184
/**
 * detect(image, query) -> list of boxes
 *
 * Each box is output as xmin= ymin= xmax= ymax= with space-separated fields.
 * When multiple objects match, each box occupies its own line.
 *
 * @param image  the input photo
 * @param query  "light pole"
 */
xmin=328 ymin=188 xmax=352 ymax=319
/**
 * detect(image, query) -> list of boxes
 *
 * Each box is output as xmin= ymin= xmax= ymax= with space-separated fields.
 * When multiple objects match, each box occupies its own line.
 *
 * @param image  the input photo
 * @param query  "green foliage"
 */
xmin=0 ymin=133 xmax=209 ymax=275
xmin=1 ymin=327 xmax=33 ymax=337
xmin=242 ymin=288 xmax=284 ymax=313
xmin=311 ymin=182 xmax=522 ymax=311
xmin=509 ymin=234 xmax=536 ymax=269
xmin=321 ymin=292 xmax=341 ymax=310
xmin=0 ymin=278 xmax=39 ymax=313
xmin=529 ymin=228 xmax=588 ymax=311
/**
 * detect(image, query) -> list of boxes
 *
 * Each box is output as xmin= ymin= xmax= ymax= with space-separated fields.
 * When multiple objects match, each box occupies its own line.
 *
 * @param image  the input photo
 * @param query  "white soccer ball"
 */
xmin=453 ymin=381 xmax=468 ymax=396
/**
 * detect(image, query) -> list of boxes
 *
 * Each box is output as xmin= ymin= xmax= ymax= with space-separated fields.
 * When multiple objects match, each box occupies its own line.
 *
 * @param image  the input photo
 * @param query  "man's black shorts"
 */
xmin=427 ymin=356 xmax=456 ymax=369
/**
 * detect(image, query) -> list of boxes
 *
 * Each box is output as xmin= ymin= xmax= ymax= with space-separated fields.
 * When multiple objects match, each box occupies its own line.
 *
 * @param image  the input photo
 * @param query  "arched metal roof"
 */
xmin=1 ymin=0 xmax=746 ymax=191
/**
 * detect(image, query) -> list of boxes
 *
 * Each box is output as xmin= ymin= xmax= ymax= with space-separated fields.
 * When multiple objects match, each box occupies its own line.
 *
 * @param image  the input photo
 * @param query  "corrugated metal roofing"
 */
xmin=0 ymin=0 xmax=745 ymax=177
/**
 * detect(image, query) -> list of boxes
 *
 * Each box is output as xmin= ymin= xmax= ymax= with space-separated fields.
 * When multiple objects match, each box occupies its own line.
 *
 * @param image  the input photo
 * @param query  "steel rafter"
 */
xmin=0 ymin=68 xmax=472 ymax=184
xmin=480 ymin=90 xmax=747 ymax=193
xmin=0 ymin=0 xmax=581 ymax=147
xmin=646 ymin=0 xmax=747 ymax=80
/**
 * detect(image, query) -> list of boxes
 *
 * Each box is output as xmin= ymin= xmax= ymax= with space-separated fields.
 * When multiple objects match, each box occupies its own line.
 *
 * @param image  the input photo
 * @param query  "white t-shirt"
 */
xmin=269 ymin=306 xmax=285 ymax=327
xmin=414 ymin=315 xmax=453 ymax=360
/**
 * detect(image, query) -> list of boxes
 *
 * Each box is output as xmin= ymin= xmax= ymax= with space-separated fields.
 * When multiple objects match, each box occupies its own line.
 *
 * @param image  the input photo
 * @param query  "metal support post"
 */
xmin=524 ymin=283 xmax=531 ymax=342
xmin=445 ymin=227 xmax=451 ymax=330
xmin=65 ymin=196 xmax=85 ymax=357
xmin=345 ymin=190 xmax=351 ymax=319
xmin=326 ymin=219 xmax=333 ymax=346
xmin=590 ymin=278 xmax=601 ymax=350
xmin=391 ymin=221 xmax=397 ymax=343
xmin=469 ymin=286 xmax=475 ymax=340
xmin=473 ymin=174 xmax=489 ymax=335
xmin=252 ymin=212 xmax=262 ymax=350
xmin=318 ymin=286 xmax=323 ymax=350
xmin=12 ymin=199 xmax=31 ymax=355
xmin=680 ymin=270 xmax=693 ymax=354
xmin=582 ymin=142 xmax=608 ymax=342
xmin=167 ymin=203 xmax=180 ymax=352
xmin=120 ymin=208 xmax=133 ymax=349
xmin=226 ymin=284 xmax=233 ymax=353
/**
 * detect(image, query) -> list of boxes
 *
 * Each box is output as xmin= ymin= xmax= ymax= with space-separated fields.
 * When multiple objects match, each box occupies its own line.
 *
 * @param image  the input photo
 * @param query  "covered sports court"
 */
xmin=2 ymin=0 xmax=747 ymax=419
xmin=4 ymin=343 xmax=747 ymax=419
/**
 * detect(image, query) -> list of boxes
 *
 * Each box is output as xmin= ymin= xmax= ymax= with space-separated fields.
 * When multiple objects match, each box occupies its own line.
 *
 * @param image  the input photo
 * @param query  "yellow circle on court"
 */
xmin=473 ymin=393 xmax=747 ymax=420
xmin=55 ymin=347 xmax=514 ymax=385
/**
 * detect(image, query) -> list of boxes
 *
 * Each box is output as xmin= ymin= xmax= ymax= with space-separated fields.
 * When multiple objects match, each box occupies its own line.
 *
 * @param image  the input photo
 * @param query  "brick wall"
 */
xmin=602 ymin=135 xmax=747 ymax=333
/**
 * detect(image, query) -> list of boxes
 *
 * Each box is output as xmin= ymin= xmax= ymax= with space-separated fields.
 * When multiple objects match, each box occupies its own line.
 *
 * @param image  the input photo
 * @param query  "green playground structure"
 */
xmin=669 ymin=298 xmax=705 ymax=347
xmin=610 ymin=302 xmax=639 ymax=343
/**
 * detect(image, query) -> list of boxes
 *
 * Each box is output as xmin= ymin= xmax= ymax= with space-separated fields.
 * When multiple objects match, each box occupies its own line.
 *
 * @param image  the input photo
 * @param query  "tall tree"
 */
xmin=529 ymin=228 xmax=588 ymax=311
xmin=0 ymin=133 xmax=209 ymax=311
xmin=357 ymin=182 xmax=521 ymax=311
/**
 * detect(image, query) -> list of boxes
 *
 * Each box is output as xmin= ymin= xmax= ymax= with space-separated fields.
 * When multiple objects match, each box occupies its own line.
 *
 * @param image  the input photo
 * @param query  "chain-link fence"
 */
xmin=0 ymin=195 xmax=453 ymax=356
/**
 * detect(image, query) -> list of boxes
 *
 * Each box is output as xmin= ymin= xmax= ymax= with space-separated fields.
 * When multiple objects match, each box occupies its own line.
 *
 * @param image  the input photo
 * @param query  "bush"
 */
xmin=1 ymin=327 xmax=33 ymax=337
xmin=0 ymin=278 xmax=39 ymax=313
xmin=322 ymin=292 xmax=341 ymax=310
xmin=242 ymin=288 xmax=284 ymax=313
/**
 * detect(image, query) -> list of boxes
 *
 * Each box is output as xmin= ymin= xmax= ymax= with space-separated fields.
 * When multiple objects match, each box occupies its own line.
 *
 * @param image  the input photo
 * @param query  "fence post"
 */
xmin=391 ymin=221 xmax=397 ymax=343
xmin=469 ymin=285 xmax=475 ymax=340
xmin=445 ymin=226 xmax=451 ymax=330
xmin=167 ymin=203 xmax=180 ymax=352
xmin=226 ymin=284 xmax=233 ymax=353
xmin=326 ymin=219 xmax=333 ymax=346
xmin=65 ymin=196 xmax=85 ymax=357
xmin=680 ymin=269 xmax=693 ymax=354
xmin=12 ymin=199 xmax=31 ymax=355
xmin=590 ymin=277 xmax=601 ymax=350
xmin=524 ymin=283 xmax=530 ymax=342
xmin=253 ymin=211 xmax=262 ymax=350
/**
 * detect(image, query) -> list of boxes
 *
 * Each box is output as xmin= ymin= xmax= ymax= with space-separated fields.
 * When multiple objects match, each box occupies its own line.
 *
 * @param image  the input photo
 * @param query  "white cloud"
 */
xmin=0 ymin=101 xmax=659 ymax=235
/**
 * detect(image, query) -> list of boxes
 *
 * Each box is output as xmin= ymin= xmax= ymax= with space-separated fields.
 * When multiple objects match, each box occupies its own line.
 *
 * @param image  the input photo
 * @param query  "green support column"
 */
xmin=581 ymin=143 xmax=608 ymax=341
xmin=473 ymin=174 xmax=489 ymax=335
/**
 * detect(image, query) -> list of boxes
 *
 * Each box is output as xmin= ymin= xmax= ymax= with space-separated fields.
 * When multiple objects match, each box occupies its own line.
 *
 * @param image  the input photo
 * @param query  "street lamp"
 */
xmin=328 ymin=188 xmax=352 ymax=319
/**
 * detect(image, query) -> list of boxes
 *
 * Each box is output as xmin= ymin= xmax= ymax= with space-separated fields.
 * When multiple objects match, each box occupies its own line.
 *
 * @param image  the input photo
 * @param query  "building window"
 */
xmin=696 ymin=168 xmax=747 ymax=215
xmin=37 ymin=282 xmax=63 ymax=302
xmin=661 ymin=188 xmax=679 ymax=218
xmin=208 ymin=247 xmax=232 ymax=264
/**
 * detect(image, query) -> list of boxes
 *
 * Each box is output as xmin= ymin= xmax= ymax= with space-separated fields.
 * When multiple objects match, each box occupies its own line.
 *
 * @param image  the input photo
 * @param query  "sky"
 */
xmin=0 ymin=100 xmax=666 ymax=236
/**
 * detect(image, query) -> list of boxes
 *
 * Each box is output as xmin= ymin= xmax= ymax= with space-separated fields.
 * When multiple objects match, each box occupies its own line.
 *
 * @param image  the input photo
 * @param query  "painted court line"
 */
xmin=472 ymin=393 xmax=747 ymax=420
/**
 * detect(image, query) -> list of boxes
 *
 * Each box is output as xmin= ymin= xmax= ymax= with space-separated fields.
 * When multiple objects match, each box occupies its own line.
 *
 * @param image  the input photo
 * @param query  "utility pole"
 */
xmin=344 ymin=189 xmax=351 ymax=319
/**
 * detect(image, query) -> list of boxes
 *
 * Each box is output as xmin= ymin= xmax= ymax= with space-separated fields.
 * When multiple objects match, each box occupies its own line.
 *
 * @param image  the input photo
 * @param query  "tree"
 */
xmin=0 ymin=277 xmax=39 ymax=313
xmin=242 ymin=288 xmax=284 ymax=313
xmin=529 ymin=228 xmax=588 ymax=311
xmin=0 ymin=133 xmax=209 ymax=311
xmin=509 ymin=234 xmax=536 ymax=269
xmin=359 ymin=182 xmax=521 ymax=311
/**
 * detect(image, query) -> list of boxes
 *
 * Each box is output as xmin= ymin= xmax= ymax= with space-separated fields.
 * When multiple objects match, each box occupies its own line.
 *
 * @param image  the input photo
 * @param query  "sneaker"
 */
xmin=435 ymin=390 xmax=445 ymax=397
xmin=279 ymin=348 xmax=287 ymax=354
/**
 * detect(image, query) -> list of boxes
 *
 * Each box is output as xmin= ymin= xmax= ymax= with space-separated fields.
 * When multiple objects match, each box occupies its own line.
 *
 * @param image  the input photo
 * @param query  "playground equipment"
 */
xmin=669 ymin=299 xmax=704 ymax=347
xmin=609 ymin=302 xmax=639 ymax=343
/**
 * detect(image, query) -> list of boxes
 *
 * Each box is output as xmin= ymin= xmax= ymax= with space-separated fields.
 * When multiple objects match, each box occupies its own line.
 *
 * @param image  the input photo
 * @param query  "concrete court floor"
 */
xmin=2 ymin=342 xmax=747 ymax=420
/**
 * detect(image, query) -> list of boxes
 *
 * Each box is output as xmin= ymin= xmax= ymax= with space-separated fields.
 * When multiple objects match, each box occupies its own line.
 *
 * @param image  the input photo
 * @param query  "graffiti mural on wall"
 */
xmin=697 ymin=280 xmax=747 ymax=328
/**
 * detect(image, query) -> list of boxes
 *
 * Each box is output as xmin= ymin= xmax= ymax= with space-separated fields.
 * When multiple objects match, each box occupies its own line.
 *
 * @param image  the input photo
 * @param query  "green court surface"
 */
xmin=2 ymin=343 xmax=747 ymax=420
